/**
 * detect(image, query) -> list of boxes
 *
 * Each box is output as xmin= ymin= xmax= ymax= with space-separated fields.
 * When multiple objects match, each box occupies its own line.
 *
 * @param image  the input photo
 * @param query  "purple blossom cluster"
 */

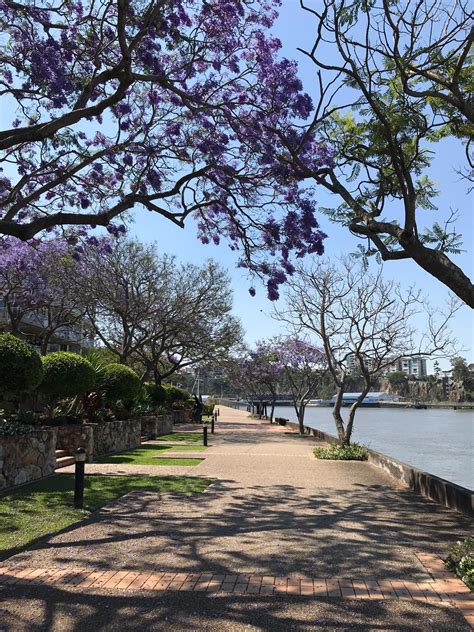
xmin=0 ymin=0 xmax=334 ymax=299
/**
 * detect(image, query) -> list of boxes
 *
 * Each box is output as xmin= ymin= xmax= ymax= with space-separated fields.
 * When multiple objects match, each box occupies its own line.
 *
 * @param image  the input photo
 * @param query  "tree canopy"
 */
xmin=0 ymin=0 xmax=332 ymax=299
xmin=278 ymin=0 xmax=473 ymax=306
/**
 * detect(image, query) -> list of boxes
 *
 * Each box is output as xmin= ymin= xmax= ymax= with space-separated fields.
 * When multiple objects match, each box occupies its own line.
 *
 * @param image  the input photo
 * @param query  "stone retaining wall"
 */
xmin=56 ymin=425 xmax=95 ymax=462
xmin=0 ymin=429 xmax=57 ymax=488
xmin=288 ymin=421 xmax=473 ymax=516
xmin=140 ymin=415 xmax=173 ymax=439
xmin=92 ymin=419 xmax=141 ymax=457
xmin=171 ymin=409 xmax=192 ymax=424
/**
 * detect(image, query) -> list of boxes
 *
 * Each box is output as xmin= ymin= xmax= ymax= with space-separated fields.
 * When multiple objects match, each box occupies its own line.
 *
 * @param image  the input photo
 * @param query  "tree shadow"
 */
xmin=8 ymin=477 xmax=472 ymax=580
xmin=1 ymin=583 xmax=470 ymax=632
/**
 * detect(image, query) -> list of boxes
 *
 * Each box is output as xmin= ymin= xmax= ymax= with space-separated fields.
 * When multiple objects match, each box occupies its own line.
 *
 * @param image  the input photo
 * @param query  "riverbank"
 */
xmin=268 ymin=405 xmax=473 ymax=490
xmin=2 ymin=406 xmax=473 ymax=630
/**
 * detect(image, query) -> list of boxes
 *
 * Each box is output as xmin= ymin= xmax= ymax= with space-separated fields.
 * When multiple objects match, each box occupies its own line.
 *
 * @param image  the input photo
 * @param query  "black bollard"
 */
xmin=211 ymin=416 xmax=215 ymax=434
xmin=203 ymin=425 xmax=208 ymax=446
xmin=74 ymin=447 xmax=86 ymax=509
xmin=217 ymin=408 xmax=220 ymax=417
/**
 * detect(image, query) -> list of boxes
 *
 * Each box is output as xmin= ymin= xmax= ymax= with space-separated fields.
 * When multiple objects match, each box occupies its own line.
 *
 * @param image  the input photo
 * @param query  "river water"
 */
xmin=271 ymin=405 xmax=474 ymax=490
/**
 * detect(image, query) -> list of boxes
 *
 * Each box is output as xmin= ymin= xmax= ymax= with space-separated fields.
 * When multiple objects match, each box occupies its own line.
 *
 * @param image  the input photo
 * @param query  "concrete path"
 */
xmin=1 ymin=406 xmax=472 ymax=631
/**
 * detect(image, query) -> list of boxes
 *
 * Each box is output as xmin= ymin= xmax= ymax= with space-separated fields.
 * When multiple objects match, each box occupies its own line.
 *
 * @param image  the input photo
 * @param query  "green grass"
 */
xmin=154 ymin=432 xmax=203 ymax=443
xmin=97 ymin=444 xmax=205 ymax=466
xmin=0 ymin=474 xmax=211 ymax=558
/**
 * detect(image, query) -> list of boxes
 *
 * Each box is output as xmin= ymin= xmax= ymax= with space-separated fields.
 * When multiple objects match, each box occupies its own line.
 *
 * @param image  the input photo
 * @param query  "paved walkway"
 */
xmin=1 ymin=406 xmax=472 ymax=631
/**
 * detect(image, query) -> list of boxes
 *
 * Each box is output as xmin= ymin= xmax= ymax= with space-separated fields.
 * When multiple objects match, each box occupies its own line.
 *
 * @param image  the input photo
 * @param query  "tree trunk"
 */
xmin=297 ymin=404 xmax=306 ymax=434
xmin=270 ymin=398 xmax=276 ymax=423
xmin=343 ymin=383 xmax=371 ymax=445
xmin=332 ymin=385 xmax=347 ymax=442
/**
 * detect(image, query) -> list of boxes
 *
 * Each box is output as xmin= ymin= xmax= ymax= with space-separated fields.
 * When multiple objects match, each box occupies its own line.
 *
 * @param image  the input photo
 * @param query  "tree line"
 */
xmin=0 ymin=236 xmax=243 ymax=383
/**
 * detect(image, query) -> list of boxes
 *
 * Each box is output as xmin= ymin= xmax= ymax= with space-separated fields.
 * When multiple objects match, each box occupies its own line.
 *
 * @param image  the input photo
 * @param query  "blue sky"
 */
xmin=130 ymin=2 xmax=473 ymax=369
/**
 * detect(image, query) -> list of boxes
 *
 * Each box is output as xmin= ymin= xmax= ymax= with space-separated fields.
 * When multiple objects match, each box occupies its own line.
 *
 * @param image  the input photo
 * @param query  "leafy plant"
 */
xmin=314 ymin=443 xmax=368 ymax=461
xmin=40 ymin=352 xmax=95 ymax=398
xmin=164 ymin=384 xmax=191 ymax=404
xmin=0 ymin=409 xmax=35 ymax=436
xmin=144 ymin=382 xmax=168 ymax=407
xmin=102 ymin=364 xmax=141 ymax=402
xmin=0 ymin=333 xmax=43 ymax=395
xmin=445 ymin=537 xmax=474 ymax=590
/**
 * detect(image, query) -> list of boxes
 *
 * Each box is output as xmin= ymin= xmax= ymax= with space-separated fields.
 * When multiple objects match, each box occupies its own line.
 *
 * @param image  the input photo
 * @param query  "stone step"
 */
xmin=55 ymin=455 xmax=75 ymax=469
xmin=55 ymin=450 xmax=69 ymax=458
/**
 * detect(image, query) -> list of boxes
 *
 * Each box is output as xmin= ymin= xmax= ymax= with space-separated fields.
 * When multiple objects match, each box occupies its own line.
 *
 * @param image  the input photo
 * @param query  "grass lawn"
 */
xmin=97 ymin=444 xmax=205 ymax=466
xmin=155 ymin=432 xmax=203 ymax=443
xmin=0 ymin=474 xmax=211 ymax=559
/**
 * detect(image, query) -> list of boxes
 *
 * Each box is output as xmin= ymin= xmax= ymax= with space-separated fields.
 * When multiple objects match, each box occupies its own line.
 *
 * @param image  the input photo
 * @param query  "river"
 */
xmin=271 ymin=405 xmax=474 ymax=490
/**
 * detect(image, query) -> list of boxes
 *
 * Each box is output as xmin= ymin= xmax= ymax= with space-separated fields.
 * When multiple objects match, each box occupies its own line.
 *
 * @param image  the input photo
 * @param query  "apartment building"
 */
xmin=384 ymin=356 xmax=428 ymax=378
xmin=346 ymin=353 xmax=428 ymax=378
xmin=0 ymin=299 xmax=93 ymax=355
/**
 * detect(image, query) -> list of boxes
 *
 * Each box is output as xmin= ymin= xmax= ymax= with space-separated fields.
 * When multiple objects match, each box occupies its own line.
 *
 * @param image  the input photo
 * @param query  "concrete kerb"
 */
xmin=286 ymin=421 xmax=473 ymax=516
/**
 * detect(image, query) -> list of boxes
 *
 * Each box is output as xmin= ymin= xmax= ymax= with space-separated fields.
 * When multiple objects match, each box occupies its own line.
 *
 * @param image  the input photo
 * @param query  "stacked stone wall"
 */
xmin=140 ymin=415 xmax=173 ymax=439
xmin=92 ymin=419 xmax=141 ymax=457
xmin=56 ymin=425 xmax=95 ymax=462
xmin=0 ymin=429 xmax=57 ymax=489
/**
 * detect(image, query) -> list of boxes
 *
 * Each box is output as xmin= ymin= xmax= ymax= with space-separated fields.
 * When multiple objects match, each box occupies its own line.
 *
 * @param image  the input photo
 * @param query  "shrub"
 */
xmin=314 ymin=443 xmax=369 ymax=461
xmin=446 ymin=537 xmax=474 ymax=590
xmin=0 ymin=333 xmax=43 ymax=394
xmin=102 ymin=364 xmax=141 ymax=402
xmin=163 ymin=384 xmax=191 ymax=404
xmin=40 ymin=352 xmax=96 ymax=398
xmin=144 ymin=382 xmax=168 ymax=407
xmin=0 ymin=409 xmax=35 ymax=436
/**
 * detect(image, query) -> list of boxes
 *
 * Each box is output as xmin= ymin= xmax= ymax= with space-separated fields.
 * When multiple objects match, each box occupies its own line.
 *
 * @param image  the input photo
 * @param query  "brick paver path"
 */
xmin=3 ymin=406 xmax=473 ymax=630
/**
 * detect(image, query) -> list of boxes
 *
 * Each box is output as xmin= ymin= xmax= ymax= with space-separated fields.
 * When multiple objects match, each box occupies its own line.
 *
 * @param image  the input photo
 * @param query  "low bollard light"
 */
xmin=203 ymin=425 xmax=208 ymax=446
xmin=211 ymin=416 xmax=215 ymax=434
xmin=217 ymin=408 xmax=220 ymax=417
xmin=74 ymin=447 xmax=86 ymax=509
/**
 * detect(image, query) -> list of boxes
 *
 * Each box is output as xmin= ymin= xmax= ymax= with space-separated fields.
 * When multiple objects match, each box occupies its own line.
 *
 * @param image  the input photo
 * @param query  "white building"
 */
xmin=385 ymin=356 xmax=427 ymax=378
xmin=0 ymin=299 xmax=93 ymax=355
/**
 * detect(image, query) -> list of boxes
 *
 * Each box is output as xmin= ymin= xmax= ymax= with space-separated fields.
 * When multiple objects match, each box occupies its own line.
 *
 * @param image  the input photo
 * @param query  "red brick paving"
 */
xmin=0 ymin=554 xmax=474 ymax=624
xmin=2 ymin=553 xmax=472 ymax=625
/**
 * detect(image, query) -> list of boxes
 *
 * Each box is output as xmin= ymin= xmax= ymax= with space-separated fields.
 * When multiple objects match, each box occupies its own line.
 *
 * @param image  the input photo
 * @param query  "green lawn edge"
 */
xmin=0 ymin=473 xmax=211 ymax=561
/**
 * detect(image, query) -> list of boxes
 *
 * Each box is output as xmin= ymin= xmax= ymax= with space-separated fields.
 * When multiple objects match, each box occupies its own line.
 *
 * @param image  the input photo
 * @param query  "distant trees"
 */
xmin=451 ymin=357 xmax=474 ymax=399
xmin=279 ymin=258 xmax=457 ymax=444
xmin=76 ymin=238 xmax=243 ymax=382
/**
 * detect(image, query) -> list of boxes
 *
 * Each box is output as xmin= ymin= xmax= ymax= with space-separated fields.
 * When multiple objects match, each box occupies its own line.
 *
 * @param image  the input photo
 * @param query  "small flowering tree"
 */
xmin=272 ymin=337 xmax=326 ymax=434
xmin=0 ymin=0 xmax=332 ymax=299
xmin=248 ymin=341 xmax=284 ymax=420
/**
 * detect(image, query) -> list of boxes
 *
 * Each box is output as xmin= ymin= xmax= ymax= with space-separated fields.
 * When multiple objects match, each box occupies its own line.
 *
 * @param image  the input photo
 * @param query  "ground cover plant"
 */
xmin=314 ymin=443 xmax=369 ymax=461
xmin=97 ymin=444 xmax=205 ymax=466
xmin=0 ymin=474 xmax=211 ymax=559
xmin=445 ymin=536 xmax=474 ymax=590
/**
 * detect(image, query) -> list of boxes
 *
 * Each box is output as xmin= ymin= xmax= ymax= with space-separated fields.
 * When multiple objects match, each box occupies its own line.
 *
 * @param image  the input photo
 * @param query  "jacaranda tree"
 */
xmin=0 ymin=0 xmax=332 ymax=299
xmin=271 ymin=337 xmax=326 ymax=434
xmin=0 ymin=236 xmax=94 ymax=353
